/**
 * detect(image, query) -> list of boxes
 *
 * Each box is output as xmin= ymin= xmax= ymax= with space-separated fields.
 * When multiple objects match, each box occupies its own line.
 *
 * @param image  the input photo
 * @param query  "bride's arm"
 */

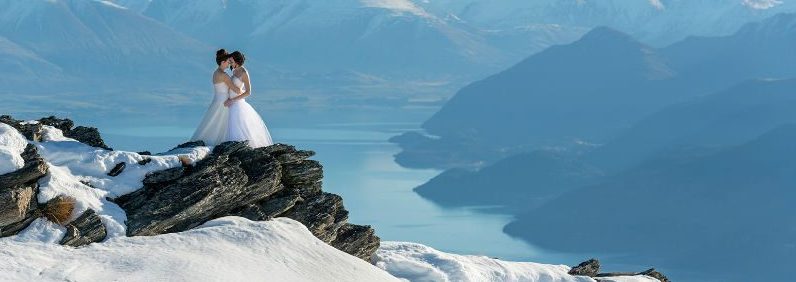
xmin=215 ymin=72 xmax=243 ymax=94
xmin=230 ymin=69 xmax=251 ymax=101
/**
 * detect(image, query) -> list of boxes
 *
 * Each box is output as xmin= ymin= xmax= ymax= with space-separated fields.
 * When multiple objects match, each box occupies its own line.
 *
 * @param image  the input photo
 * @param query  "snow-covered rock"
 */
xmin=0 ymin=217 xmax=399 ymax=282
xmin=0 ymin=123 xmax=28 ymax=175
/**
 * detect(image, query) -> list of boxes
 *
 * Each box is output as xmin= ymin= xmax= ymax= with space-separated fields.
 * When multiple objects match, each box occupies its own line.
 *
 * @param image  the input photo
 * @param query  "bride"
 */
xmin=190 ymin=49 xmax=242 ymax=147
xmin=223 ymin=51 xmax=273 ymax=148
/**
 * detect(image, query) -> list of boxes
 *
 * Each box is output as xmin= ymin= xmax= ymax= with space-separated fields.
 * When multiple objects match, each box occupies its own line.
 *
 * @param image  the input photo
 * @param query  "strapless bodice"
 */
xmin=230 ymin=76 xmax=247 ymax=100
xmin=213 ymin=82 xmax=230 ymax=102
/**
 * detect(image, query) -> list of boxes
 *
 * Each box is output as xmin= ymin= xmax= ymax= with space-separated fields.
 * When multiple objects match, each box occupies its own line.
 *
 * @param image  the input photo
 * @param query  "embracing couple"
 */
xmin=191 ymin=49 xmax=273 ymax=148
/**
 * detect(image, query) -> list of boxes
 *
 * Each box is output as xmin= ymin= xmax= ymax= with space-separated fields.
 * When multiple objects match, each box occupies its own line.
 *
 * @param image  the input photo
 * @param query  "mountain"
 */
xmin=588 ymin=78 xmax=796 ymax=171
xmin=0 ymin=0 xmax=211 ymax=89
xmin=662 ymin=12 xmax=796 ymax=93
xmin=135 ymin=0 xmax=586 ymax=80
xmin=414 ymin=151 xmax=603 ymax=212
xmin=505 ymin=124 xmax=796 ymax=282
xmin=392 ymin=27 xmax=686 ymax=169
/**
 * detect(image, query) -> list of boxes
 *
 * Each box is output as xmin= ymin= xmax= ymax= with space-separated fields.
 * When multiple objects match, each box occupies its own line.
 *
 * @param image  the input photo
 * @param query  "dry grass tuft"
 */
xmin=42 ymin=195 xmax=76 ymax=225
xmin=179 ymin=155 xmax=192 ymax=167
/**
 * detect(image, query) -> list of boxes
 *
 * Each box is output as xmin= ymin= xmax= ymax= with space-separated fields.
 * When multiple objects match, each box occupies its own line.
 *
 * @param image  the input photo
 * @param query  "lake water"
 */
xmin=99 ymin=121 xmax=583 ymax=264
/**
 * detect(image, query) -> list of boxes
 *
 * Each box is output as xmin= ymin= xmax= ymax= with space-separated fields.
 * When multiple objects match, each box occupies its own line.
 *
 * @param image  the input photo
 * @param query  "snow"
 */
xmin=374 ymin=242 xmax=658 ymax=282
xmin=0 ymin=217 xmax=399 ymax=282
xmin=744 ymin=0 xmax=784 ymax=9
xmin=0 ymin=123 xmax=28 ymax=175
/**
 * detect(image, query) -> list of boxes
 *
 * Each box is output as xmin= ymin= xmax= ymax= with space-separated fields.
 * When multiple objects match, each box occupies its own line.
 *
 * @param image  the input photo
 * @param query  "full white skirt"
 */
xmin=227 ymin=99 xmax=273 ymax=148
xmin=190 ymin=98 xmax=229 ymax=147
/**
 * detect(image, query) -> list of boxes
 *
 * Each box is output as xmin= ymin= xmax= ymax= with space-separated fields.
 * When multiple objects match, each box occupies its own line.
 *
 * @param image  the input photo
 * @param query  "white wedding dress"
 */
xmin=190 ymin=81 xmax=231 ymax=147
xmin=226 ymin=72 xmax=273 ymax=148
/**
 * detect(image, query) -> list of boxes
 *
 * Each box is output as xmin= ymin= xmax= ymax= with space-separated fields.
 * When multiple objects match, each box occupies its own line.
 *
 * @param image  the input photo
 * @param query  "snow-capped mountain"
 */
xmin=134 ymin=0 xmax=570 ymax=78
xmin=0 ymin=0 xmax=211 ymax=89
xmin=419 ymin=0 xmax=796 ymax=46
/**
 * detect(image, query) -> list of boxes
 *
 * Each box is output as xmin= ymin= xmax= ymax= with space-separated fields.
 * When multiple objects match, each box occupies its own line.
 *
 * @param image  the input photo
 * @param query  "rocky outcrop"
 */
xmin=60 ymin=209 xmax=107 ymax=247
xmin=569 ymin=259 xmax=670 ymax=282
xmin=0 ymin=144 xmax=48 ymax=237
xmin=0 ymin=115 xmax=111 ymax=150
xmin=114 ymin=142 xmax=380 ymax=261
xmin=3 ymin=116 xmax=379 ymax=261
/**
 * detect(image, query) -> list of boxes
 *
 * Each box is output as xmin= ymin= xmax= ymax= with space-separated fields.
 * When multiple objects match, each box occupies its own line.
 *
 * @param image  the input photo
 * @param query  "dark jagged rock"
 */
xmin=66 ymin=126 xmax=112 ymax=150
xmin=141 ymin=166 xmax=185 ymax=186
xmin=137 ymin=158 xmax=152 ymax=165
xmin=572 ymin=260 xmax=669 ymax=282
xmin=260 ymin=143 xmax=315 ymax=164
xmin=172 ymin=140 xmax=205 ymax=150
xmin=107 ymin=162 xmax=126 ymax=177
xmin=638 ymin=268 xmax=670 ymax=282
xmin=137 ymin=151 xmax=152 ymax=156
xmin=595 ymin=272 xmax=637 ymax=277
xmin=235 ymin=194 xmax=303 ymax=221
xmin=0 ymin=115 xmax=42 ymax=141
xmin=0 ymin=144 xmax=48 ymax=237
xmin=569 ymin=258 xmax=600 ymax=277
xmin=79 ymin=180 xmax=96 ymax=188
xmin=115 ymin=141 xmax=380 ymax=261
xmin=1 ymin=115 xmax=110 ymax=150
xmin=280 ymin=192 xmax=348 ymax=242
xmin=38 ymin=116 xmax=74 ymax=133
xmin=332 ymin=223 xmax=380 ymax=262
xmin=115 ymin=141 xmax=282 ymax=236
xmin=60 ymin=209 xmax=107 ymax=247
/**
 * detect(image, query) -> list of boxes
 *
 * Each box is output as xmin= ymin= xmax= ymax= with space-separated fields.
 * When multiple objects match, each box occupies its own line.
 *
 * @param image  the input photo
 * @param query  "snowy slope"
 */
xmin=375 ymin=242 xmax=660 ymax=282
xmin=1 ymin=217 xmax=399 ymax=282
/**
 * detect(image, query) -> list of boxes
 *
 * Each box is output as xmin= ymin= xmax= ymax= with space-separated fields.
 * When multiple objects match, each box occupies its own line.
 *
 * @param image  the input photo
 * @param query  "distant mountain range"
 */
xmin=404 ymin=12 xmax=796 ymax=281
xmin=3 ymin=0 xmax=796 ymax=104
xmin=419 ymin=0 xmax=796 ymax=46
xmin=393 ymin=12 xmax=796 ymax=170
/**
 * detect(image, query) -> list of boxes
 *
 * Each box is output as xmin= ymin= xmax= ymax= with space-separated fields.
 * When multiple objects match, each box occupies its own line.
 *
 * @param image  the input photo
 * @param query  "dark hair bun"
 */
xmin=230 ymin=51 xmax=245 ymax=66
xmin=216 ymin=49 xmax=229 ymax=65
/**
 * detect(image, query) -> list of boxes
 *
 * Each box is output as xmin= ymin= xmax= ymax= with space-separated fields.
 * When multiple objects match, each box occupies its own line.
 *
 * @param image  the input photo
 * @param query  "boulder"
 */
xmin=0 ymin=144 xmax=48 ymax=237
xmin=60 ymin=209 xmax=107 ymax=247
